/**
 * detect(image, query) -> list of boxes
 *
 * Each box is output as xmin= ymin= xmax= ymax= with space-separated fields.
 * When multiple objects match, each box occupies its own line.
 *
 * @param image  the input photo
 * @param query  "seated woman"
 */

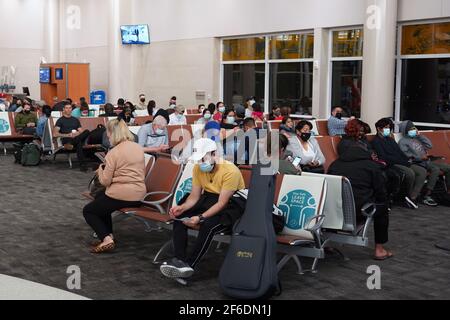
xmin=220 ymin=109 xmax=238 ymax=130
xmin=196 ymin=108 xmax=213 ymax=125
xmin=280 ymin=116 xmax=296 ymax=138
xmin=251 ymin=103 xmax=265 ymax=122
xmin=118 ymin=102 xmax=136 ymax=125
xmin=286 ymin=120 xmax=325 ymax=173
xmin=83 ymin=119 xmax=146 ymax=253
xmin=328 ymin=144 xmax=393 ymax=261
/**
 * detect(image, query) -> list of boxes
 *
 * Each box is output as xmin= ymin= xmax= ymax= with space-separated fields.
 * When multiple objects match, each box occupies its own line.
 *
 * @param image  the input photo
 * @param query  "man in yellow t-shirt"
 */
xmin=160 ymin=138 xmax=245 ymax=280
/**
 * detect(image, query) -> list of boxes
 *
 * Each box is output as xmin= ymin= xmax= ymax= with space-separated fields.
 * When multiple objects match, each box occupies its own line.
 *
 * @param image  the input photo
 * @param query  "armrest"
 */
xmin=141 ymin=191 xmax=173 ymax=206
xmin=361 ymin=203 xmax=377 ymax=218
xmin=305 ymin=215 xmax=326 ymax=233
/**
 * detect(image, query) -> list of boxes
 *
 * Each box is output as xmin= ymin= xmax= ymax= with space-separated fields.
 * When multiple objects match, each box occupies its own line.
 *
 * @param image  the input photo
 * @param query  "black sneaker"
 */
xmin=160 ymin=258 xmax=194 ymax=279
xmin=405 ymin=196 xmax=419 ymax=209
xmin=423 ymin=196 xmax=438 ymax=207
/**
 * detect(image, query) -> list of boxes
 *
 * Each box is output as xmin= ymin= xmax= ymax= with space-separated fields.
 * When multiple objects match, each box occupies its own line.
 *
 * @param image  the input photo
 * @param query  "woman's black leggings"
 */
xmin=83 ymin=192 xmax=141 ymax=241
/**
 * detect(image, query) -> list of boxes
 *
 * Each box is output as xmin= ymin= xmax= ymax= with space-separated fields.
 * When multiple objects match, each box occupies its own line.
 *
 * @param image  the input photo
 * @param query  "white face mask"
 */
xmin=249 ymin=100 xmax=256 ymax=106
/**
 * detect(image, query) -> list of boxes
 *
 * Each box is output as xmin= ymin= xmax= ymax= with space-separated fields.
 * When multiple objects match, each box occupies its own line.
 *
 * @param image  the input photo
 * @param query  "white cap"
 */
xmin=190 ymin=138 xmax=218 ymax=162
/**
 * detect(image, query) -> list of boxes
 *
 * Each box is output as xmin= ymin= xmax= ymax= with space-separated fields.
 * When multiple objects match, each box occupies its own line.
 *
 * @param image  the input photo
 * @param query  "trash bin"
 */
xmin=90 ymin=90 xmax=106 ymax=105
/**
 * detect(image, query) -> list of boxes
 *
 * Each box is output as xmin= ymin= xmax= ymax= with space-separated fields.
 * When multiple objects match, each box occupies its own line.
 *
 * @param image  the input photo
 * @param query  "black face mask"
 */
xmin=24 ymin=110 xmax=31 ymax=114
xmin=335 ymin=113 xmax=343 ymax=120
xmin=300 ymin=133 xmax=311 ymax=142
xmin=140 ymin=99 xmax=145 ymax=103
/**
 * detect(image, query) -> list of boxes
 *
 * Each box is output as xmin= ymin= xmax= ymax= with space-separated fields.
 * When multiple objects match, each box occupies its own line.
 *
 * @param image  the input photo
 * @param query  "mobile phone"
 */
xmin=292 ymin=157 xmax=302 ymax=168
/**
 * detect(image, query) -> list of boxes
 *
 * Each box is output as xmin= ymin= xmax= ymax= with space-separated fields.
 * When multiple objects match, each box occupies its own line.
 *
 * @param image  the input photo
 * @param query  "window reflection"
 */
xmin=331 ymin=61 xmax=363 ymax=118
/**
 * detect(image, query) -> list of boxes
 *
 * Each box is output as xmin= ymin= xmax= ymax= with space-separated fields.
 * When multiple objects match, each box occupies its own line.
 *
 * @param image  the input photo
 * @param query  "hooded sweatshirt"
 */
xmin=328 ymin=145 xmax=387 ymax=212
xmin=398 ymin=121 xmax=432 ymax=161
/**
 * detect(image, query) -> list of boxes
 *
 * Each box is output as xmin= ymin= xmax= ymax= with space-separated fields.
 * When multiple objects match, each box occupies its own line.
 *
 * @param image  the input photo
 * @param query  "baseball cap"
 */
xmin=190 ymin=138 xmax=218 ymax=162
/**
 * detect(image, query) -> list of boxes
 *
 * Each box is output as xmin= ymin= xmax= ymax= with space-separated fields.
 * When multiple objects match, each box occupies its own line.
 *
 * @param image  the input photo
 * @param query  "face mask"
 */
xmin=140 ymin=99 xmax=146 ymax=103
xmin=219 ymin=107 xmax=226 ymax=113
xmin=274 ymin=110 xmax=281 ymax=116
xmin=335 ymin=113 xmax=343 ymax=120
xmin=204 ymin=113 xmax=211 ymax=120
xmin=177 ymin=114 xmax=184 ymax=119
xmin=155 ymin=129 xmax=164 ymax=136
xmin=200 ymin=161 xmax=214 ymax=173
xmin=300 ymin=133 xmax=311 ymax=142
xmin=249 ymin=100 xmax=256 ymax=106
xmin=408 ymin=129 xmax=417 ymax=138
xmin=226 ymin=116 xmax=235 ymax=125
xmin=383 ymin=128 xmax=391 ymax=137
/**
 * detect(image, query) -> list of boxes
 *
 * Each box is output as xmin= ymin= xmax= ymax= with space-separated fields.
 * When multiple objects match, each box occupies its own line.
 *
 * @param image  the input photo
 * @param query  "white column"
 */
xmin=108 ymin=0 xmax=134 ymax=102
xmin=361 ymin=0 xmax=398 ymax=129
xmin=312 ymin=28 xmax=330 ymax=119
xmin=44 ymin=0 xmax=60 ymax=63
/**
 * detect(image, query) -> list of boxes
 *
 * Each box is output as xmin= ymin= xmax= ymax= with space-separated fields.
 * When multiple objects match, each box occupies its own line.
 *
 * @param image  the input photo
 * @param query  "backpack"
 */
xmin=21 ymin=143 xmax=41 ymax=166
xmin=219 ymin=165 xmax=281 ymax=300
xmin=87 ymin=124 xmax=106 ymax=145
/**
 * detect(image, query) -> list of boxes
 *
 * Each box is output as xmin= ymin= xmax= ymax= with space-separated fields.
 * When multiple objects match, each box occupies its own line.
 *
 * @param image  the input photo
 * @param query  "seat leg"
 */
xmin=311 ymin=258 xmax=319 ymax=274
xmin=68 ymin=153 xmax=73 ymax=168
xmin=153 ymin=240 xmax=173 ymax=265
xmin=292 ymin=255 xmax=304 ymax=275
xmin=277 ymin=255 xmax=291 ymax=273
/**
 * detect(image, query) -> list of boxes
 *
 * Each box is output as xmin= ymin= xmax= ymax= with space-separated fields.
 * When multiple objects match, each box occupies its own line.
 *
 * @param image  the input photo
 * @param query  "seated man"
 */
xmin=398 ymin=121 xmax=450 ymax=206
xmin=160 ymin=138 xmax=245 ymax=280
xmin=372 ymin=118 xmax=426 ymax=209
xmin=137 ymin=115 xmax=170 ymax=153
xmin=328 ymin=145 xmax=392 ymax=260
xmin=328 ymin=106 xmax=355 ymax=137
xmin=14 ymin=102 xmax=37 ymax=135
xmin=54 ymin=103 xmax=90 ymax=171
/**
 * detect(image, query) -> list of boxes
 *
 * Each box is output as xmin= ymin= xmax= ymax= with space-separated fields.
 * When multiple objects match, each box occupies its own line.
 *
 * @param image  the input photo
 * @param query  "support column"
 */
xmin=108 ymin=0 xmax=134 ymax=102
xmin=44 ymin=0 xmax=60 ymax=63
xmin=312 ymin=28 xmax=330 ymax=119
xmin=361 ymin=0 xmax=398 ymax=129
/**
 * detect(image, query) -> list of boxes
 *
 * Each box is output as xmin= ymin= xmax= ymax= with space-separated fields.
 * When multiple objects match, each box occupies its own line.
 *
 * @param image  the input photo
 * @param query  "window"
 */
xmin=223 ymin=64 xmax=265 ymax=107
xmin=400 ymin=58 xmax=450 ymax=124
xmin=402 ymin=22 xmax=450 ymax=55
xmin=331 ymin=61 xmax=363 ymax=118
xmin=269 ymin=34 xmax=314 ymax=60
xmin=269 ymin=62 xmax=313 ymax=115
xmin=332 ymin=29 xmax=364 ymax=58
xmin=222 ymin=33 xmax=314 ymax=114
xmin=330 ymin=28 xmax=364 ymax=118
xmin=397 ymin=21 xmax=450 ymax=128
xmin=223 ymin=37 xmax=266 ymax=61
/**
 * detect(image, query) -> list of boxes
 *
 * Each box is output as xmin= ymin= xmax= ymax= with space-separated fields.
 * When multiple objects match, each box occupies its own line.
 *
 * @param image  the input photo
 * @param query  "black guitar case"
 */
xmin=219 ymin=165 xmax=280 ymax=299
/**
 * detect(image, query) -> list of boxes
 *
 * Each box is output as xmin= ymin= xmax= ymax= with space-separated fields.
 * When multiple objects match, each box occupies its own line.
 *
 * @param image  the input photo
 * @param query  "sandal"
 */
xmin=374 ymin=251 xmax=394 ymax=261
xmin=91 ymin=242 xmax=115 ymax=254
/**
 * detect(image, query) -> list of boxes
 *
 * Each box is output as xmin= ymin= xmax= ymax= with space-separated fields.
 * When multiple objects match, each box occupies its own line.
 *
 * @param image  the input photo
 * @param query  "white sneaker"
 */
xmin=160 ymin=258 xmax=194 ymax=279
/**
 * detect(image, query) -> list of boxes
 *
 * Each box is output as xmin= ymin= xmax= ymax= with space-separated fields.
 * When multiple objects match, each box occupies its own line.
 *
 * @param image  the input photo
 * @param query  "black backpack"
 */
xmin=87 ymin=124 xmax=106 ymax=145
xmin=219 ymin=165 xmax=281 ymax=300
xmin=21 ymin=143 xmax=41 ymax=166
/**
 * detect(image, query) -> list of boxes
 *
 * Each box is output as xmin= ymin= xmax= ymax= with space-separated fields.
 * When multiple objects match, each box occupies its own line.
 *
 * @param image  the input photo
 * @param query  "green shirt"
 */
xmin=14 ymin=112 xmax=38 ymax=130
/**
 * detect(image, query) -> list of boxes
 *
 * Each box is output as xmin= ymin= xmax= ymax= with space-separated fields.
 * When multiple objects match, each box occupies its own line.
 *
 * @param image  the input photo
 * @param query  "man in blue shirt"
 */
xmin=137 ymin=115 xmax=170 ymax=153
xmin=328 ymin=106 xmax=355 ymax=136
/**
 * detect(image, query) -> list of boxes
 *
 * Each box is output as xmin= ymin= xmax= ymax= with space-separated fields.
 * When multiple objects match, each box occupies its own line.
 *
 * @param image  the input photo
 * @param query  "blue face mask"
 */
xmin=200 ymin=162 xmax=214 ymax=173
xmin=383 ymin=128 xmax=391 ymax=137
xmin=408 ymin=130 xmax=417 ymax=138
xmin=155 ymin=129 xmax=164 ymax=136
xmin=226 ymin=116 xmax=235 ymax=125
xmin=204 ymin=113 xmax=211 ymax=120
xmin=219 ymin=107 xmax=226 ymax=113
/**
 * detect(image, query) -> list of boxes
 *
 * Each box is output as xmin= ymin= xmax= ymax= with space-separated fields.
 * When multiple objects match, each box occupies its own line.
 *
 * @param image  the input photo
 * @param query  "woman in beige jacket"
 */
xmin=83 ymin=119 xmax=146 ymax=253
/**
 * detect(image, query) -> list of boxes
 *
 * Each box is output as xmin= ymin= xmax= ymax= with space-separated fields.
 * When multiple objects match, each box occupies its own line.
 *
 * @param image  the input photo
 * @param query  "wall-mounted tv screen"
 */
xmin=55 ymin=68 xmax=63 ymax=80
xmin=120 ymin=25 xmax=150 ymax=45
xmin=40 ymin=67 xmax=51 ymax=83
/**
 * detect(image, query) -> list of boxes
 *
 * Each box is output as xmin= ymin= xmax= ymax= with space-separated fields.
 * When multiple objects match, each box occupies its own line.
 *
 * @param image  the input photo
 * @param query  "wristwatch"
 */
xmin=197 ymin=214 xmax=206 ymax=223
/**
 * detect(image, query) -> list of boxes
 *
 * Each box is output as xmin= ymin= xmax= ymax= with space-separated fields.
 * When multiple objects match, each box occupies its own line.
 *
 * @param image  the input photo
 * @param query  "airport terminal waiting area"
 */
xmin=0 ymin=114 xmax=449 ymax=300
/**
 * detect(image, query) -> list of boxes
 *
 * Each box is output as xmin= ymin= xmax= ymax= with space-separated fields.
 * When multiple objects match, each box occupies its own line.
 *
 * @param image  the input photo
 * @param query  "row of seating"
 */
xmin=0 ymin=112 xmax=35 ymax=154
xmin=82 ymin=153 xmax=379 ymax=275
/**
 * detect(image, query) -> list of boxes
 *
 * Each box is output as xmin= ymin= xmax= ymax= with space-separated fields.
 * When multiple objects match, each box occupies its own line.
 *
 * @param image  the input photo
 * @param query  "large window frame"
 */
xmin=220 ymin=31 xmax=314 ymax=115
xmin=327 ymin=26 xmax=364 ymax=118
xmin=396 ymin=19 xmax=450 ymax=129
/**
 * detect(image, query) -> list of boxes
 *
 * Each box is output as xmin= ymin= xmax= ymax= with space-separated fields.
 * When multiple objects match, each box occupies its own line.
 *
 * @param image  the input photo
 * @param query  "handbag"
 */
xmin=89 ymin=174 xmax=106 ymax=199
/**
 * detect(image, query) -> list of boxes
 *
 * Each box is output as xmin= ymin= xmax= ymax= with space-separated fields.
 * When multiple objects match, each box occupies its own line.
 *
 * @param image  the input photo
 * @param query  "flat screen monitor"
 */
xmin=120 ymin=24 xmax=150 ymax=45
xmin=40 ymin=67 xmax=51 ymax=84
xmin=55 ymin=68 xmax=63 ymax=80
